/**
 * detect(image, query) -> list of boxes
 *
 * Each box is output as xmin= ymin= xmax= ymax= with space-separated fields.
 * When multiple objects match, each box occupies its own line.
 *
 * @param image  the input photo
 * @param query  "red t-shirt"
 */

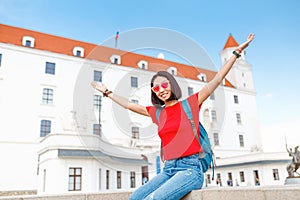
xmin=146 ymin=93 xmax=202 ymax=160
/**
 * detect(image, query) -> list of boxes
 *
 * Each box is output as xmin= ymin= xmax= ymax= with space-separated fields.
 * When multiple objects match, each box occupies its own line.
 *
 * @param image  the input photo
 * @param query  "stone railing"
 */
xmin=0 ymin=191 xmax=36 ymax=198
xmin=0 ymin=186 xmax=299 ymax=200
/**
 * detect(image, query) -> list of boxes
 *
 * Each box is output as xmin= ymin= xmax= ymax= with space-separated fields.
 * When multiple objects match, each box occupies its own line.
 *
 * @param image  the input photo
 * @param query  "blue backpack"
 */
xmin=156 ymin=99 xmax=215 ymax=178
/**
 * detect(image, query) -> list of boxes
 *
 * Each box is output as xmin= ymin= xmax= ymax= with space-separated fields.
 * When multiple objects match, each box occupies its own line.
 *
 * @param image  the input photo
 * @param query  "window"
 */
xmin=240 ymin=171 xmax=245 ymax=182
xmin=117 ymin=171 xmax=122 ymax=189
xmin=94 ymin=70 xmax=102 ymax=82
xmin=234 ymin=95 xmax=239 ymax=104
xmin=73 ymin=46 xmax=84 ymax=57
xmin=130 ymin=171 xmax=136 ymax=188
xmin=213 ymin=133 xmax=219 ymax=146
xmin=228 ymin=173 xmax=233 ymax=181
xmin=211 ymin=110 xmax=217 ymax=122
xmin=93 ymin=124 xmax=101 ymax=136
xmin=239 ymin=134 xmax=244 ymax=147
xmin=272 ymin=169 xmax=280 ymax=180
xmin=197 ymin=73 xmax=207 ymax=82
xmin=110 ymin=55 xmax=121 ymax=65
xmin=207 ymin=174 xmax=211 ymax=184
xmin=22 ymin=36 xmax=35 ymax=47
xmin=137 ymin=60 xmax=148 ymax=70
xmin=76 ymin=50 xmax=81 ymax=57
xmin=131 ymin=99 xmax=139 ymax=104
xmin=45 ymin=62 xmax=55 ymax=75
xmin=188 ymin=87 xmax=194 ymax=96
xmin=131 ymin=77 xmax=138 ymax=88
xmin=210 ymin=92 xmax=215 ymax=100
xmin=170 ymin=68 xmax=176 ymax=75
xmin=40 ymin=120 xmax=51 ymax=137
xmin=114 ymin=58 xmax=118 ymax=64
xmin=94 ymin=95 xmax=102 ymax=111
xmin=98 ymin=169 xmax=101 ymax=191
xmin=68 ymin=168 xmax=82 ymax=191
xmin=216 ymin=173 xmax=222 ymax=185
xmin=43 ymin=169 xmax=46 ymax=192
xmin=0 ymin=53 xmax=2 ymax=67
xmin=42 ymin=88 xmax=53 ymax=104
xmin=106 ymin=170 xmax=110 ymax=189
xmin=167 ymin=67 xmax=177 ymax=75
xmin=236 ymin=113 xmax=242 ymax=124
xmin=226 ymin=173 xmax=233 ymax=186
xmin=132 ymin=126 xmax=139 ymax=139
xmin=25 ymin=40 xmax=31 ymax=47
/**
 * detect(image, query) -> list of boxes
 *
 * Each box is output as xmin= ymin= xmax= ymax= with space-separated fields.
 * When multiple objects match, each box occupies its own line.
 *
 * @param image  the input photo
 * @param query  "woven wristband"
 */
xmin=103 ymin=89 xmax=112 ymax=97
xmin=232 ymin=51 xmax=241 ymax=58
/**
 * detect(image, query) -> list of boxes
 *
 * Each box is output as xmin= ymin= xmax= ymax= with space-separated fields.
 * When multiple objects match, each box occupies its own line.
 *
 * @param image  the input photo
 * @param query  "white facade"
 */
xmin=0 ymin=25 xmax=291 ymax=195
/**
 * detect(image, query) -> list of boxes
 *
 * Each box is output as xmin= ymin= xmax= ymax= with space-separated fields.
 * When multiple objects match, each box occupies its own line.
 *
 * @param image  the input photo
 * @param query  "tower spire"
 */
xmin=223 ymin=34 xmax=239 ymax=49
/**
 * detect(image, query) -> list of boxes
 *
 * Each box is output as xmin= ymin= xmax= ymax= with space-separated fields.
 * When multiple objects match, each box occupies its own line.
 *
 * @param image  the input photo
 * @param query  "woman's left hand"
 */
xmin=238 ymin=33 xmax=255 ymax=51
xmin=246 ymin=33 xmax=255 ymax=44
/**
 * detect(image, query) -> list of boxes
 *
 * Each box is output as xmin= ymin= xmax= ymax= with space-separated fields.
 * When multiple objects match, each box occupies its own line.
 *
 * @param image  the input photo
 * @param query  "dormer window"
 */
xmin=110 ymin=54 xmax=121 ymax=65
xmin=167 ymin=67 xmax=177 ymax=76
xmin=197 ymin=73 xmax=207 ymax=82
xmin=22 ymin=36 xmax=35 ymax=48
xmin=137 ymin=60 xmax=148 ymax=70
xmin=73 ymin=46 xmax=84 ymax=57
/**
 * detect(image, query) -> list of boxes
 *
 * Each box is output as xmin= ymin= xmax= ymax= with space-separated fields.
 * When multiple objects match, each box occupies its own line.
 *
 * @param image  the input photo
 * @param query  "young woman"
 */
xmin=91 ymin=33 xmax=255 ymax=200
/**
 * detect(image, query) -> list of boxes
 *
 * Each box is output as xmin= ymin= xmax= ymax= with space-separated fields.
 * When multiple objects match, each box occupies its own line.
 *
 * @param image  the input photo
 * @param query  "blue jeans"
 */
xmin=129 ymin=154 xmax=204 ymax=200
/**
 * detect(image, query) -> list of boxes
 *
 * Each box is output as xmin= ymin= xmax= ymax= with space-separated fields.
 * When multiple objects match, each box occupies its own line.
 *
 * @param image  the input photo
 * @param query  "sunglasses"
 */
xmin=152 ymin=81 xmax=169 ymax=93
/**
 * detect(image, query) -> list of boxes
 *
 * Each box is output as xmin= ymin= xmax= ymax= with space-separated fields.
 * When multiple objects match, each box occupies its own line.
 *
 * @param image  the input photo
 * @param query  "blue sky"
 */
xmin=1 ymin=0 xmax=300 ymax=131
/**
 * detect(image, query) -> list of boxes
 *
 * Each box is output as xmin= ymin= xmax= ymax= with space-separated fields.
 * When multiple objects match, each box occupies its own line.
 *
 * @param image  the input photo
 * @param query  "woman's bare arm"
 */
xmin=197 ymin=33 xmax=255 ymax=105
xmin=91 ymin=82 xmax=150 ymax=116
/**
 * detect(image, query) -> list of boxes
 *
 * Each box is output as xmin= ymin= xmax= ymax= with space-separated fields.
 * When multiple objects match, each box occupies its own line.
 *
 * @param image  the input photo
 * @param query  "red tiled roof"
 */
xmin=223 ymin=34 xmax=239 ymax=49
xmin=0 ymin=23 xmax=234 ymax=88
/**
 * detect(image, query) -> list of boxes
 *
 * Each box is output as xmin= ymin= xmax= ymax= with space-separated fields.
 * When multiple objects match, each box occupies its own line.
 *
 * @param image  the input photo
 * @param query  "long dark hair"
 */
xmin=150 ymin=71 xmax=182 ymax=106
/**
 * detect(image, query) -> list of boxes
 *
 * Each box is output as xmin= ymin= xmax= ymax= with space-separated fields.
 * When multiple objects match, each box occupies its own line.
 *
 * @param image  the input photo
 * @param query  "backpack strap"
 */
xmin=156 ymin=107 xmax=162 ymax=123
xmin=155 ymin=107 xmax=164 ymax=162
xmin=181 ymin=99 xmax=199 ymax=142
xmin=182 ymin=99 xmax=216 ymax=179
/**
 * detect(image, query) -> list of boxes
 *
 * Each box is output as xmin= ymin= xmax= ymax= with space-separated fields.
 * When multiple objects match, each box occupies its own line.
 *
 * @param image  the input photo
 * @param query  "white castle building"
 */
xmin=0 ymin=24 xmax=290 ymax=195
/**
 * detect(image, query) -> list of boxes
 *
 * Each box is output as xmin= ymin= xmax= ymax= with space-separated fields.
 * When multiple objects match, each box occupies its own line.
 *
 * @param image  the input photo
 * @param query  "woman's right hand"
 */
xmin=91 ymin=81 xmax=106 ymax=93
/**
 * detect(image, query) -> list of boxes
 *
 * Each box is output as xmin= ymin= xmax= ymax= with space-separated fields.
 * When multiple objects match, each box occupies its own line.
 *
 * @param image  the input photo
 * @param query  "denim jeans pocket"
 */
xmin=179 ymin=155 xmax=201 ymax=170
xmin=163 ymin=160 xmax=175 ymax=171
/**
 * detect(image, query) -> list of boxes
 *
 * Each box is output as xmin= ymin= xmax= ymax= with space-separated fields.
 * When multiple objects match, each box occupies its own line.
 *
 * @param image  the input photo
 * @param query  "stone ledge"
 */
xmin=0 ymin=191 xmax=37 ymax=197
xmin=0 ymin=186 xmax=299 ymax=200
xmin=183 ymin=185 xmax=300 ymax=200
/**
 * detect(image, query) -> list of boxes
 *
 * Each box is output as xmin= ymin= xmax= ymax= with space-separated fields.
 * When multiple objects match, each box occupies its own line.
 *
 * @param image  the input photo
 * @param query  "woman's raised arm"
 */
xmin=91 ymin=82 xmax=150 ymax=116
xmin=197 ymin=33 xmax=255 ymax=105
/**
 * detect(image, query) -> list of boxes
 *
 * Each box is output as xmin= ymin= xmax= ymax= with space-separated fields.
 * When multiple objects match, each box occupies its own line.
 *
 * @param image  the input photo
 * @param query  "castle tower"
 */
xmin=220 ymin=34 xmax=255 ymax=92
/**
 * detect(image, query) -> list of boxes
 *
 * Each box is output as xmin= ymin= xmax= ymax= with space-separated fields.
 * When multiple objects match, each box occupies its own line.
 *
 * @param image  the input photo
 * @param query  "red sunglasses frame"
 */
xmin=152 ymin=81 xmax=169 ymax=92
